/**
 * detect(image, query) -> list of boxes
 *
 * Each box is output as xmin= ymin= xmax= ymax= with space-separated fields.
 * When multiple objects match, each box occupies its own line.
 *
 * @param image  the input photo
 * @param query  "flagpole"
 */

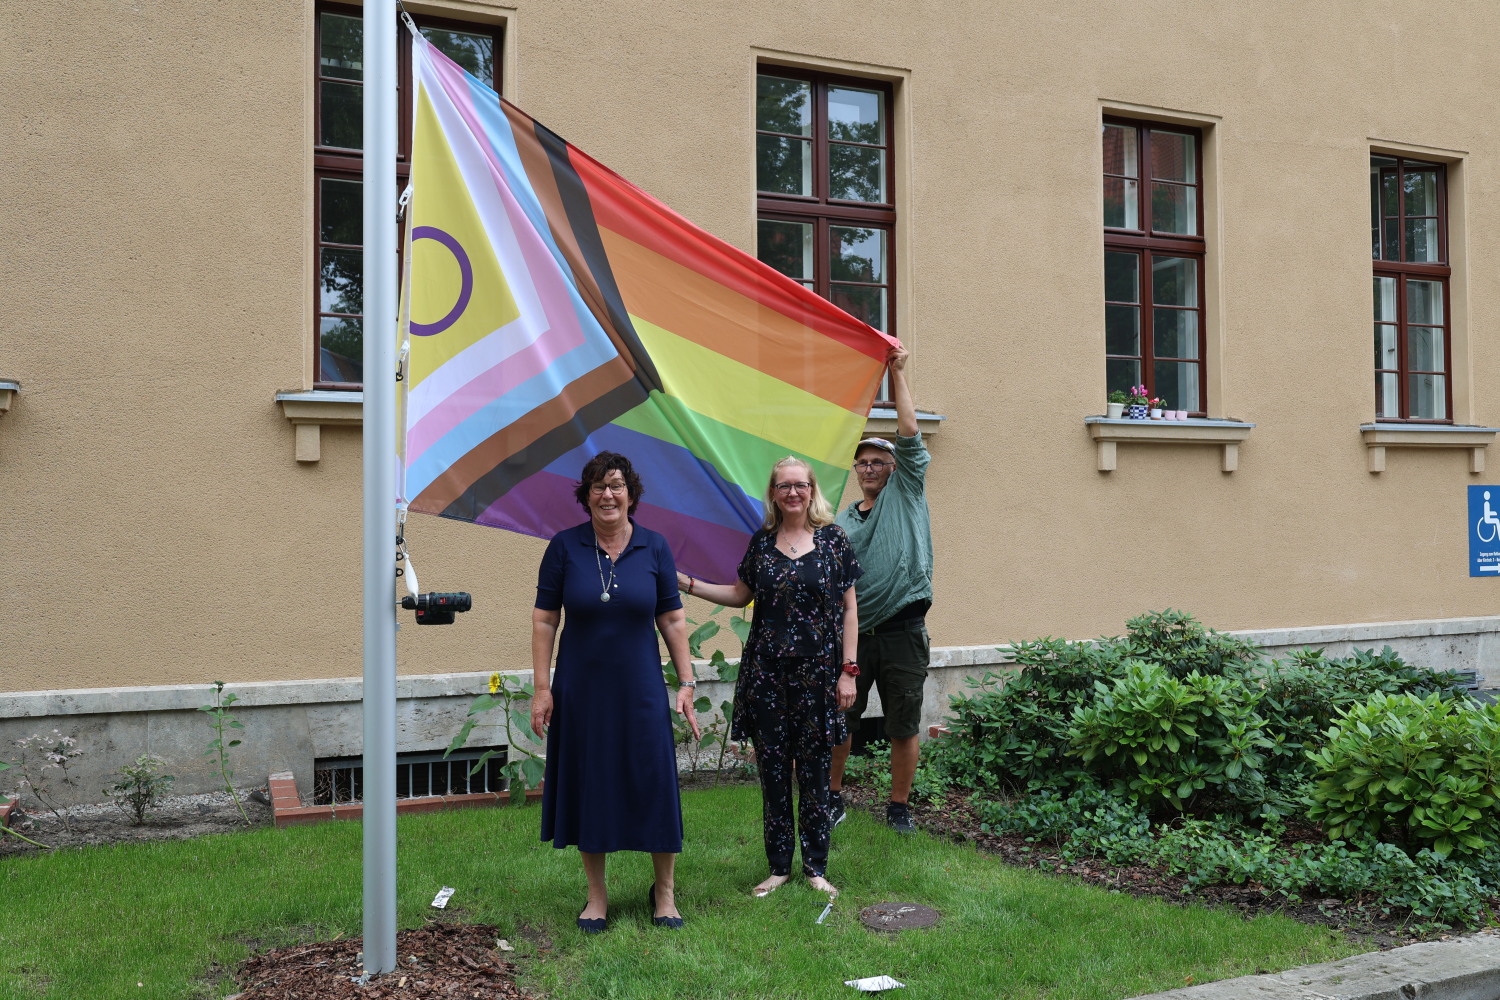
xmin=361 ymin=0 xmax=398 ymax=977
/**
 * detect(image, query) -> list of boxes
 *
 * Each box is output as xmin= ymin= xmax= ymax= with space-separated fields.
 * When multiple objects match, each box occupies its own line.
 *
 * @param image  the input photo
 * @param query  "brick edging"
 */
xmin=267 ymin=771 xmax=542 ymax=828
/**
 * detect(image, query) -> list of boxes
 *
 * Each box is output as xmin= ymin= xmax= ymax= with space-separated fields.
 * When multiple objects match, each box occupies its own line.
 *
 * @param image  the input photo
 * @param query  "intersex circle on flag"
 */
xmin=410 ymin=225 xmax=473 ymax=337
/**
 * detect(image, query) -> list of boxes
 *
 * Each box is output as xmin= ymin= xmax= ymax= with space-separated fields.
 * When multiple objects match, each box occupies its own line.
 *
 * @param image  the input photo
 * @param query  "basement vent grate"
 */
xmin=311 ymin=746 xmax=508 ymax=805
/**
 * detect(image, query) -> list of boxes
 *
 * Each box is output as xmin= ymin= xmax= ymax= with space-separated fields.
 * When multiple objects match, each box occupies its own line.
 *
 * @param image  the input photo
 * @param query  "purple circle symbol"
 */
xmin=409 ymin=226 xmax=473 ymax=336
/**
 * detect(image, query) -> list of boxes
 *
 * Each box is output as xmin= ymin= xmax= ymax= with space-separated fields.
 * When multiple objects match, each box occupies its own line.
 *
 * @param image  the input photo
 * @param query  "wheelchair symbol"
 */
xmin=1478 ymin=491 xmax=1500 ymax=543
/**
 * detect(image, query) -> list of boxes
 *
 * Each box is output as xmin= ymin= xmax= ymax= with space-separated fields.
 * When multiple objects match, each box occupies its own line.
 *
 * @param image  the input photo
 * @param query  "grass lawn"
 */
xmin=0 ymin=784 xmax=1365 ymax=1000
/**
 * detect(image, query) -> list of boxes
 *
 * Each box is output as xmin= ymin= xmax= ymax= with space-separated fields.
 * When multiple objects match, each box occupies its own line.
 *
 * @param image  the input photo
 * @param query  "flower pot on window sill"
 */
xmin=1127 ymin=404 xmax=1148 ymax=420
xmin=1173 ymin=409 xmax=1188 ymax=420
xmin=1149 ymin=408 xmax=1164 ymax=420
xmin=1107 ymin=402 xmax=1126 ymax=419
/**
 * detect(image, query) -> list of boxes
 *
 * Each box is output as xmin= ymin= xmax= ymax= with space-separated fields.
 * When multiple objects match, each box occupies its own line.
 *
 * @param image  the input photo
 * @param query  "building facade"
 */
xmin=5 ymin=0 xmax=1500 ymax=799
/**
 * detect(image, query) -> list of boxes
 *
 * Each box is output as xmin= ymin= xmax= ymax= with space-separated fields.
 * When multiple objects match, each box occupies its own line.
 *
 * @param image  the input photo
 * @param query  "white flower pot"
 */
xmin=1106 ymin=402 xmax=1125 ymax=419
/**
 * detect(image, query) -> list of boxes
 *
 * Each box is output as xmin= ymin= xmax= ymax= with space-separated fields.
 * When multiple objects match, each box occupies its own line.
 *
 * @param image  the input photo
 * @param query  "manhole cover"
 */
xmin=858 ymin=901 xmax=941 ymax=932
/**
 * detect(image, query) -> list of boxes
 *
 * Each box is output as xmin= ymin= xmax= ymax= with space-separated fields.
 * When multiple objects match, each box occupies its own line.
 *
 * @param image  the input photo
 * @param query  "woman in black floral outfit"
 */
xmin=679 ymin=457 xmax=861 ymax=897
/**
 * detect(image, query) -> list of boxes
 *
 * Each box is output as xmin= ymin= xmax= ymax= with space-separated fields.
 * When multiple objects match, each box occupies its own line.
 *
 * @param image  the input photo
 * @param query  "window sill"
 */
xmin=1084 ymin=416 xmax=1255 ymax=472
xmin=275 ymin=390 xmax=363 ymax=462
xmin=1359 ymin=423 xmax=1500 ymax=473
xmin=865 ymin=407 xmax=945 ymax=437
xmin=0 ymin=379 xmax=18 ymax=417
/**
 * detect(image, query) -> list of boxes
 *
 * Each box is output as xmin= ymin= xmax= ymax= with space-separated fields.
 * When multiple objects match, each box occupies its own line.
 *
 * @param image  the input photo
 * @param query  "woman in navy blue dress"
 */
xmin=529 ymin=452 xmax=700 ymax=932
xmin=677 ymin=457 xmax=860 ymax=898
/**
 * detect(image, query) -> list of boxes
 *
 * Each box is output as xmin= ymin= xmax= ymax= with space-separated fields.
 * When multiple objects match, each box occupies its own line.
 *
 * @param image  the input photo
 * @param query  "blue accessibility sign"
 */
xmin=1469 ymin=486 xmax=1500 ymax=576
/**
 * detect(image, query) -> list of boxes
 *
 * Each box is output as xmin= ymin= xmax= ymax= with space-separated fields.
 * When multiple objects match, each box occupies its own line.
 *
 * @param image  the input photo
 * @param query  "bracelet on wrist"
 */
xmin=841 ymin=660 xmax=860 ymax=676
xmin=678 ymin=679 xmax=697 ymax=687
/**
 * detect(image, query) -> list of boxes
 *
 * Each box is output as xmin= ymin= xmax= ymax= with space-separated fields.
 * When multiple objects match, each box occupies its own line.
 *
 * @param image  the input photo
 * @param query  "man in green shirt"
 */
xmin=830 ymin=346 xmax=932 ymax=834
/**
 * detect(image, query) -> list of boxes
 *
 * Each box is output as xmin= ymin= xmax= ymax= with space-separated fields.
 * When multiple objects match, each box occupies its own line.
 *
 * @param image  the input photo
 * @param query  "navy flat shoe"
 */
xmin=577 ymin=905 xmax=607 ymax=934
xmin=648 ymin=883 xmax=683 ymax=929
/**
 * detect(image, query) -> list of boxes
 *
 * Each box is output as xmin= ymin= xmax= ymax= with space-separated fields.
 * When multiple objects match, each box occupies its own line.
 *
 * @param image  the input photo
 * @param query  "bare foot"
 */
xmin=752 ymin=874 xmax=789 ymax=897
xmin=807 ymin=875 xmax=839 ymax=897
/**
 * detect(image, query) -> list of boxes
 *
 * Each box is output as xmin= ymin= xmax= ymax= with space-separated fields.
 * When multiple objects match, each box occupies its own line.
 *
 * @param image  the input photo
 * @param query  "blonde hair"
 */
xmin=762 ymin=457 xmax=834 ymax=531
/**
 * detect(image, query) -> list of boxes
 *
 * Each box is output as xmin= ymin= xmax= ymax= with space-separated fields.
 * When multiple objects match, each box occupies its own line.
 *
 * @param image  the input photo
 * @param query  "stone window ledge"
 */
xmin=1360 ymin=423 xmax=1500 ymax=473
xmin=0 ymin=379 xmax=18 ymax=417
xmin=1084 ymin=416 xmax=1255 ymax=472
xmin=864 ymin=407 xmax=945 ymax=437
xmin=275 ymin=390 xmax=363 ymax=462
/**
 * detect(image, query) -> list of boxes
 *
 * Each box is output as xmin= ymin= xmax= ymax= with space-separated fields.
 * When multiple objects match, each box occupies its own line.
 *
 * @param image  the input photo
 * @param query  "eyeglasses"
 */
xmin=589 ymin=483 xmax=628 ymax=496
xmin=853 ymin=460 xmax=892 ymax=470
xmin=773 ymin=482 xmax=812 ymax=494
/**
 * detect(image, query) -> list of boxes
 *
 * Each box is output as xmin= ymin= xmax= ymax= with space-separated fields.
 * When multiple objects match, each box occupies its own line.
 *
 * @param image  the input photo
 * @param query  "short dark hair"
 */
xmin=574 ymin=451 xmax=644 ymax=515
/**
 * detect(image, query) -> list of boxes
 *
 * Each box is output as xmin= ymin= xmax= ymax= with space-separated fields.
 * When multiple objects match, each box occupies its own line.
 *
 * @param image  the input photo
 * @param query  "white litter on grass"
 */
xmin=431 ymin=886 xmax=456 ymax=908
xmin=845 ymin=975 xmax=906 ymax=992
xmin=816 ymin=899 xmax=835 ymax=924
xmin=496 ymin=938 xmax=515 ymax=951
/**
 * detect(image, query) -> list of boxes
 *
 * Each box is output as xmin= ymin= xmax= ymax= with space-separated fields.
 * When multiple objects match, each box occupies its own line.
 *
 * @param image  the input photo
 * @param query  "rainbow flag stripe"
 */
xmin=400 ymin=31 xmax=893 ymax=582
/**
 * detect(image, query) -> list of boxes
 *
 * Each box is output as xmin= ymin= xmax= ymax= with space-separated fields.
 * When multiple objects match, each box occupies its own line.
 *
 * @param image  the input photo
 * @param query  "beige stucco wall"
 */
xmin=4 ymin=0 xmax=1500 ymax=694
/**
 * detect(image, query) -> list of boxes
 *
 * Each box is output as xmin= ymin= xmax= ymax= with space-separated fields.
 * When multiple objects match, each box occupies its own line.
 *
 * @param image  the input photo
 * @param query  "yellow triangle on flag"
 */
xmin=407 ymin=87 xmax=520 ymax=386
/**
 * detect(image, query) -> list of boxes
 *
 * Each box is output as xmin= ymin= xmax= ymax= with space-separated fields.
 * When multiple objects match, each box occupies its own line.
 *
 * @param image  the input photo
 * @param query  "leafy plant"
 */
xmin=0 ymin=759 xmax=52 ymax=849
xmin=105 ymin=754 xmax=175 ymax=825
xmin=445 ymin=671 xmax=547 ymax=803
xmin=1107 ymin=389 xmax=1129 ymax=405
xmin=664 ymin=605 xmax=749 ymax=783
xmin=843 ymin=742 xmax=953 ymax=803
xmin=1066 ymin=660 xmax=1278 ymax=815
xmin=1305 ymin=691 xmax=1500 ymax=857
xmin=9 ymin=730 xmax=84 ymax=832
xmin=199 ymin=681 xmax=250 ymax=825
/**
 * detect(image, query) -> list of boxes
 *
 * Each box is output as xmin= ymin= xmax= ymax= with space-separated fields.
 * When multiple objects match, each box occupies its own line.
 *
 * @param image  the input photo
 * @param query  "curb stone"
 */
xmin=1127 ymin=929 xmax=1500 ymax=999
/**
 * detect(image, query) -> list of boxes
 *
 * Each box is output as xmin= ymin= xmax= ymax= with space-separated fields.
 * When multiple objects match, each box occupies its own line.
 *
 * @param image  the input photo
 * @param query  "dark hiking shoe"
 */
xmin=829 ymin=791 xmax=847 ymax=828
xmin=886 ymin=801 xmax=915 ymax=834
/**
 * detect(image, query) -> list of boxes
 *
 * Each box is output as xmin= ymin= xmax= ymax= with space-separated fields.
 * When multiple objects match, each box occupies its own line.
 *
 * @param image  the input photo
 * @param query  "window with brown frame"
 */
xmin=1103 ymin=118 xmax=1206 ymax=415
xmin=1371 ymin=154 xmax=1450 ymax=421
xmin=314 ymin=3 xmax=502 ymax=388
xmin=755 ymin=68 xmax=895 ymax=398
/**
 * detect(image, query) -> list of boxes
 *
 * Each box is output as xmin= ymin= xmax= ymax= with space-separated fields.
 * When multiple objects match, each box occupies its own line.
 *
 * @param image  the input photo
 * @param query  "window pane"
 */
xmin=1373 ymin=275 xmax=1397 ymax=322
xmin=1150 ymin=131 xmax=1195 ymax=183
xmin=1404 ymin=218 xmax=1440 ymax=263
xmin=831 ymin=284 xmax=886 ymax=331
xmin=1407 ymin=279 xmax=1444 ymax=324
xmin=1374 ymin=323 xmax=1398 ymax=371
xmin=320 ymin=13 xmax=363 ymax=80
xmin=1106 ymin=358 xmax=1141 ymax=398
xmin=1152 ymin=256 xmax=1198 ymax=307
xmin=827 ymin=87 xmax=883 ymax=145
xmin=320 ymin=247 xmax=363 ymax=315
xmin=1381 ymin=219 xmax=1400 ymax=261
xmin=320 ymin=80 xmax=362 ymax=149
xmin=1103 ymin=177 xmax=1139 ymax=229
xmin=1102 ymin=124 xmax=1137 ymax=177
xmin=320 ymin=178 xmax=362 ymax=246
xmin=830 ymin=226 xmax=885 ymax=283
xmin=1152 ymin=360 xmax=1200 ymax=412
xmin=1154 ymin=309 xmax=1199 ymax=359
xmin=756 ymin=76 xmax=811 ymax=136
xmin=421 ymin=28 xmax=494 ymax=82
xmin=1151 ymin=182 xmax=1197 ymax=235
xmin=1380 ymin=165 xmax=1398 ymax=217
xmin=319 ymin=317 xmax=364 ymax=383
xmin=829 ymin=143 xmax=885 ymax=202
xmin=1408 ymin=327 xmax=1445 ymax=372
xmin=1403 ymin=167 xmax=1438 ymax=216
xmin=1408 ymin=373 xmax=1446 ymax=420
xmin=1376 ymin=372 xmax=1400 ymax=418
xmin=1104 ymin=251 xmax=1139 ymax=302
xmin=1105 ymin=304 xmax=1140 ymax=356
xmin=757 ymin=134 xmax=812 ymax=195
xmin=757 ymin=219 xmax=813 ymax=281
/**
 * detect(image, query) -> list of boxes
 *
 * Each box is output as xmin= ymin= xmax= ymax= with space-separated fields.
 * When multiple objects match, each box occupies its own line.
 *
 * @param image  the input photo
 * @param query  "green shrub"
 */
xmin=1119 ymin=608 xmax=1260 ymax=679
xmin=842 ymin=742 xmax=953 ymax=804
xmin=1305 ymin=691 xmax=1500 ymax=857
xmin=1066 ymin=660 xmax=1277 ymax=814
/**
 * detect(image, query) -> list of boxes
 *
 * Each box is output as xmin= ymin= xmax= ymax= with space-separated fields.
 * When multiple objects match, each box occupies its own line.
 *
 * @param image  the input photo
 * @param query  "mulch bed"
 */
xmin=228 ymin=922 xmax=538 ymax=1000
xmin=841 ymin=783 xmax=1433 ymax=949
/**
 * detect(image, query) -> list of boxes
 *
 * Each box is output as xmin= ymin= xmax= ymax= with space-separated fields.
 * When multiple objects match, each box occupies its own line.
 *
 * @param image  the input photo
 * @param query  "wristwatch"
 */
xmin=841 ymin=660 xmax=860 ymax=676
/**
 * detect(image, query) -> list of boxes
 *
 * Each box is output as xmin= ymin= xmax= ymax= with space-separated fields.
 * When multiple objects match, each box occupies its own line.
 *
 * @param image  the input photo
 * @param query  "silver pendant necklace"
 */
xmin=594 ymin=533 xmax=617 ymax=602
